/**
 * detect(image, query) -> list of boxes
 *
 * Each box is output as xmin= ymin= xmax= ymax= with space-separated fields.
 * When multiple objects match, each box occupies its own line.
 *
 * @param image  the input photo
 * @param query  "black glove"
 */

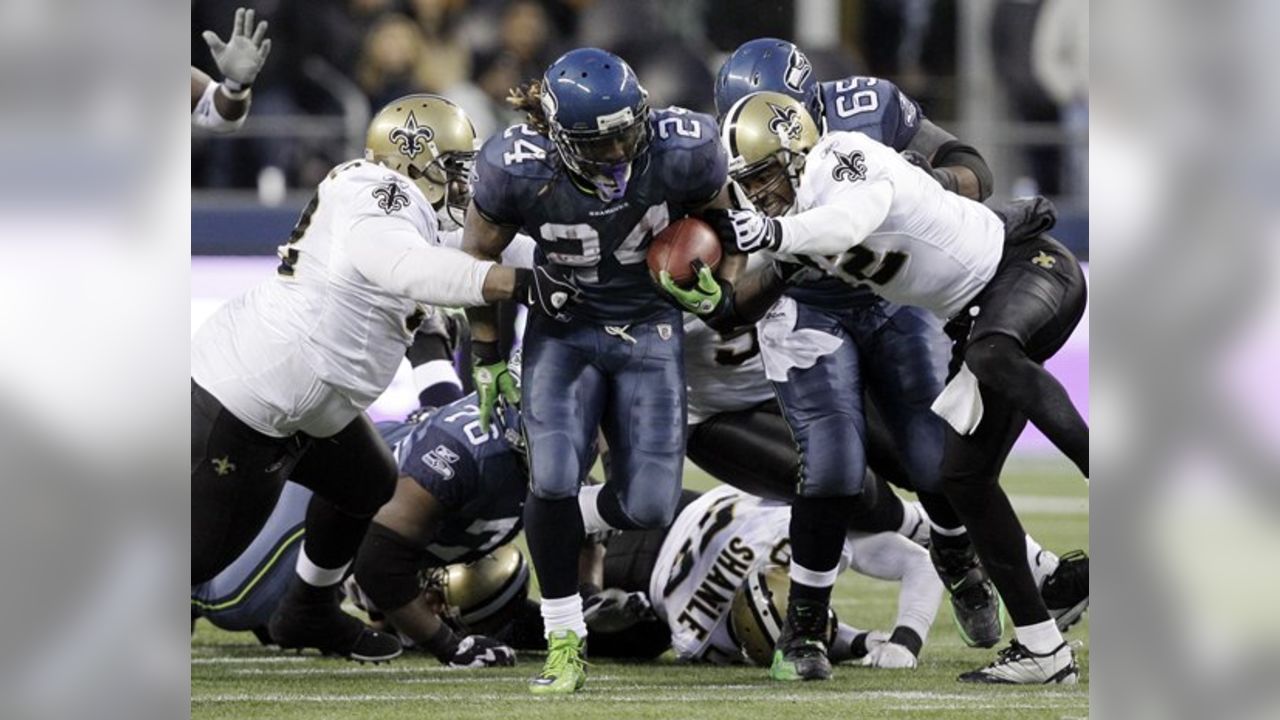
xmin=441 ymin=635 xmax=516 ymax=668
xmin=425 ymin=623 xmax=516 ymax=668
xmin=514 ymin=265 xmax=582 ymax=320
xmin=701 ymin=208 xmax=783 ymax=253
xmin=901 ymin=150 xmax=960 ymax=194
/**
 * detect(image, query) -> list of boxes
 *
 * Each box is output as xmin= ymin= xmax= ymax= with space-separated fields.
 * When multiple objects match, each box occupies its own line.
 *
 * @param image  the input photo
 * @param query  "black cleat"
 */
xmin=268 ymin=591 xmax=402 ymax=663
xmin=931 ymin=544 xmax=1003 ymax=648
xmin=768 ymin=600 xmax=833 ymax=681
xmin=1041 ymin=550 xmax=1089 ymax=632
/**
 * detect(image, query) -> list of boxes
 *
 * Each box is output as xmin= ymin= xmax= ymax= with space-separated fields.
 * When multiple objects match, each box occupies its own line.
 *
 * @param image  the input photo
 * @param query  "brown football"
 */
xmin=646 ymin=217 xmax=723 ymax=288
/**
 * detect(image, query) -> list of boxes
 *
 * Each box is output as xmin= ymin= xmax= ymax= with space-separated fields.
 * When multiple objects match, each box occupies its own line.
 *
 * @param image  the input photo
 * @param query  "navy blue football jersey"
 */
xmin=472 ymin=107 xmax=728 ymax=324
xmin=379 ymin=394 xmax=525 ymax=567
xmin=789 ymin=76 xmax=926 ymax=311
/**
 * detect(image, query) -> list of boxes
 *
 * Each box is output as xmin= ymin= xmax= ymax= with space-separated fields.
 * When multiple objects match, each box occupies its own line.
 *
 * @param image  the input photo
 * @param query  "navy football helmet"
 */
xmin=540 ymin=48 xmax=651 ymax=201
xmin=714 ymin=38 xmax=819 ymax=123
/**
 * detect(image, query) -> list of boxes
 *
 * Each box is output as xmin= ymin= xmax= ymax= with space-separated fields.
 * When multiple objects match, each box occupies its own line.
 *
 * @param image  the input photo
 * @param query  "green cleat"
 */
xmin=768 ymin=600 xmax=833 ymax=681
xmin=529 ymin=630 xmax=588 ymax=695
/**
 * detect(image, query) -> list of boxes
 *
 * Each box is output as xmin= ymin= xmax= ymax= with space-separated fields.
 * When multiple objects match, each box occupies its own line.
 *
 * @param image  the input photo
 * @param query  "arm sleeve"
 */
xmin=501 ymin=233 xmax=538 ymax=269
xmin=191 ymin=81 xmax=247 ymax=133
xmin=774 ymin=179 xmax=893 ymax=256
xmin=347 ymin=214 xmax=494 ymax=307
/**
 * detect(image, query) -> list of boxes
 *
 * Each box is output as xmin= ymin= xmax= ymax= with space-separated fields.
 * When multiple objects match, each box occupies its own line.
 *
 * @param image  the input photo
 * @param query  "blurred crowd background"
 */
xmin=191 ymin=0 xmax=1088 ymax=255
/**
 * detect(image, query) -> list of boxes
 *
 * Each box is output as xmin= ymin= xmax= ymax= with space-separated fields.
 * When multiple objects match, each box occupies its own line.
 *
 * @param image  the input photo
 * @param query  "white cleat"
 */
xmin=958 ymin=641 xmax=1079 ymax=684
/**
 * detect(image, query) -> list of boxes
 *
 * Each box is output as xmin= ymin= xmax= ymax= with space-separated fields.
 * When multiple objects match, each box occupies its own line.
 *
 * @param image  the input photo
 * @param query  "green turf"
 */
xmin=192 ymin=460 xmax=1089 ymax=719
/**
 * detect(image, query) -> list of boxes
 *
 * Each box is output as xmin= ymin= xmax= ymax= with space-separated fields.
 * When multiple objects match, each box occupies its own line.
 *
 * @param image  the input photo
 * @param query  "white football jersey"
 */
xmin=784 ymin=131 xmax=1006 ymax=319
xmin=192 ymin=161 xmax=442 ymax=437
xmin=683 ymin=256 xmax=775 ymax=425
xmin=646 ymin=485 xmax=939 ymax=664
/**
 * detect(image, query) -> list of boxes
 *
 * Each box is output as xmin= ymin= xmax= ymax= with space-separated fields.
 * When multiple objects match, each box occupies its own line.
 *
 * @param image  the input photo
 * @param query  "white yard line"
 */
xmin=1009 ymin=494 xmax=1088 ymax=515
xmin=193 ymin=689 xmax=1086 ymax=704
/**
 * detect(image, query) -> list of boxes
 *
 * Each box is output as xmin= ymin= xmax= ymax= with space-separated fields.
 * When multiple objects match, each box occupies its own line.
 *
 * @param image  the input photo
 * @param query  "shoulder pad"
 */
xmin=650 ymin=107 xmax=720 ymax=152
xmin=478 ymin=125 xmax=557 ymax=180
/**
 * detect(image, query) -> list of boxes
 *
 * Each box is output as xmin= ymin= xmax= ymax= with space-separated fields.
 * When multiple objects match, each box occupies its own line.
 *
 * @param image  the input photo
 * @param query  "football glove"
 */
xmin=472 ymin=344 xmax=519 ymax=433
xmin=702 ymin=208 xmax=783 ymax=254
xmin=515 ymin=265 xmax=582 ymax=321
xmin=201 ymin=7 xmax=272 ymax=92
xmin=442 ymin=635 xmax=516 ymax=668
xmin=862 ymin=641 xmax=918 ymax=669
xmin=583 ymin=589 xmax=656 ymax=634
xmin=658 ymin=259 xmax=723 ymax=315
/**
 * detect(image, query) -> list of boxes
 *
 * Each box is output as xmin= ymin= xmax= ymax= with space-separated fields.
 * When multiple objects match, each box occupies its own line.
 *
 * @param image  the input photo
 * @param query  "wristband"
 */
xmin=473 ymin=340 xmax=501 ymax=366
xmin=888 ymin=625 xmax=923 ymax=657
xmin=218 ymin=81 xmax=252 ymax=102
xmin=424 ymin=622 xmax=460 ymax=661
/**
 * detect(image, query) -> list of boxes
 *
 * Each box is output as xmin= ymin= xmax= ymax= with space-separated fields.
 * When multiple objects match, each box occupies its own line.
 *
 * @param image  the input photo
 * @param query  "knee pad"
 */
xmin=797 ymin=415 xmax=866 ymax=498
xmin=963 ymin=334 xmax=1026 ymax=387
xmin=599 ymin=474 xmax=680 ymax=530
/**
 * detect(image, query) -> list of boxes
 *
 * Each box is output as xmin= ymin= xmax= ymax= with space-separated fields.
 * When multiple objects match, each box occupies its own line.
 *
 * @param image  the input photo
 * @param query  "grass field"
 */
xmin=192 ymin=460 xmax=1089 ymax=719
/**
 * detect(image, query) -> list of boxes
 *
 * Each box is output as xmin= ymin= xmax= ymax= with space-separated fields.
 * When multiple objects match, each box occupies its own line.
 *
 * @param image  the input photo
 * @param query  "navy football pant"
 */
xmin=192 ymin=483 xmax=310 ymax=633
xmin=522 ymin=311 xmax=686 ymax=599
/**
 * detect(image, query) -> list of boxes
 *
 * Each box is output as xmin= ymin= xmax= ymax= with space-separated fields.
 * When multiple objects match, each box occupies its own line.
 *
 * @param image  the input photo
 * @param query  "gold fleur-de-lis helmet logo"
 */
xmin=388 ymin=111 xmax=435 ymax=159
xmin=766 ymin=102 xmax=802 ymax=142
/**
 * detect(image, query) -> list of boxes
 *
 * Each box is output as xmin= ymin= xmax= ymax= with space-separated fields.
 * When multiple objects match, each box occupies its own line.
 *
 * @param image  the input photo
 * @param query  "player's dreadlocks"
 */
xmin=507 ymin=80 xmax=551 ymax=136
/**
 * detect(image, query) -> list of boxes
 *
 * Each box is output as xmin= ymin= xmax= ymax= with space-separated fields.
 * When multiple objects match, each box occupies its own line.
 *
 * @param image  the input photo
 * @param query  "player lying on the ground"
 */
xmin=580 ymin=484 xmax=943 ymax=667
xmin=192 ymin=7 xmax=271 ymax=132
xmin=710 ymin=91 xmax=1089 ymax=684
xmin=191 ymin=94 xmax=573 ymax=663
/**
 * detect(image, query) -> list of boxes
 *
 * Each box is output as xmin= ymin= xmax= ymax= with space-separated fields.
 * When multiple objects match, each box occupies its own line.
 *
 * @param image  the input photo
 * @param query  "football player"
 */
xmin=581 ymin=483 xmax=945 ymax=667
xmin=706 ymin=38 xmax=1005 ymax=660
xmin=192 ymin=7 xmax=271 ymax=133
xmin=461 ymin=48 xmax=740 ymax=694
xmin=193 ymin=354 xmax=525 ymax=667
xmin=192 ymin=94 xmax=571 ymax=661
xmin=715 ymin=92 xmax=1089 ymax=684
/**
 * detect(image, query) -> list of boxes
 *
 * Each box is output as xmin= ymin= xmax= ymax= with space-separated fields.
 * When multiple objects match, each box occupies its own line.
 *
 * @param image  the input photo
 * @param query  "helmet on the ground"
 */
xmin=365 ymin=94 xmax=478 ymax=230
xmin=541 ymin=48 xmax=651 ymax=201
xmin=729 ymin=564 xmax=838 ymax=666
xmin=714 ymin=38 xmax=819 ymax=122
xmin=720 ymin=91 xmax=820 ymax=216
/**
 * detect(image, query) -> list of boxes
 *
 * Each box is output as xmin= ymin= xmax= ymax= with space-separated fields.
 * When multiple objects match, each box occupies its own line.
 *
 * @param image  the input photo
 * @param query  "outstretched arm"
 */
xmin=905 ymin=119 xmax=994 ymax=201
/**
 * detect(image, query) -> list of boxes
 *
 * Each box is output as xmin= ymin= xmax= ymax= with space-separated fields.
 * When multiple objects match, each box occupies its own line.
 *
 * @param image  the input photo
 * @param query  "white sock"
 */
xmin=931 ymin=522 xmax=968 ymax=538
xmin=413 ymin=360 xmax=462 ymax=395
xmin=1025 ymin=534 xmax=1060 ymax=589
xmin=790 ymin=561 xmax=839 ymax=589
xmin=295 ymin=542 xmax=350 ymax=588
xmin=541 ymin=594 xmax=587 ymax=638
xmin=1014 ymin=618 xmax=1064 ymax=655
xmin=578 ymin=484 xmax=612 ymax=535
xmin=898 ymin=501 xmax=928 ymax=538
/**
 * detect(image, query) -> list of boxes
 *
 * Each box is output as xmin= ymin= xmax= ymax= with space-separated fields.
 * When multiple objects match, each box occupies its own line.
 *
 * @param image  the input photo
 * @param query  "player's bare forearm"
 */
xmin=385 ymin=595 xmax=447 ymax=646
xmin=191 ymin=67 xmax=210 ymax=111
xmin=461 ymin=202 xmax=518 ymax=342
xmin=934 ymin=165 xmax=983 ymax=201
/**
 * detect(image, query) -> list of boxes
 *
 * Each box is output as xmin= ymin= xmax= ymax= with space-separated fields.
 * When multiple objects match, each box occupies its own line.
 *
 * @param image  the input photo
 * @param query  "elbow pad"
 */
xmin=192 ymin=82 xmax=248 ymax=134
xmin=932 ymin=141 xmax=994 ymax=201
xmin=352 ymin=524 xmax=427 ymax=613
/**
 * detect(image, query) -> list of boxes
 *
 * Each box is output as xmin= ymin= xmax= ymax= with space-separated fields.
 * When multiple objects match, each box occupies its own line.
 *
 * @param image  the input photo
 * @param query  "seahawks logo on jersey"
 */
xmin=767 ymin=102 xmax=802 ymax=141
xmin=831 ymin=149 xmax=867 ymax=183
xmin=389 ymin=111 xmax=435 ymax=159
xmin=373 ymin=182 xmax=411 ymax=214
xmin=784 ymin=48 xmax=812 ymax=93
xmin=422 ymin=444 xmax=461 ymax=479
